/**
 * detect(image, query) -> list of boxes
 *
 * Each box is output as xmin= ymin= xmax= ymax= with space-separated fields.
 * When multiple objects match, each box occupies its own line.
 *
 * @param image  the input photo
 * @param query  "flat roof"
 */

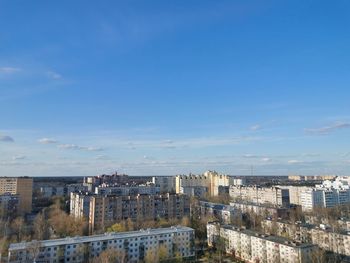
xmin=221 ymin=225 xmax=314 ymax=249
xmin=9 ymin=226 xmax=194 ymax=251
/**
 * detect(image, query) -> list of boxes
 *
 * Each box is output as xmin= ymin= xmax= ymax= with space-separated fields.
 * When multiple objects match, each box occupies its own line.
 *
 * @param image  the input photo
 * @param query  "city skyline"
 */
xmin=1 ymin=0 xmax=350 ymax=176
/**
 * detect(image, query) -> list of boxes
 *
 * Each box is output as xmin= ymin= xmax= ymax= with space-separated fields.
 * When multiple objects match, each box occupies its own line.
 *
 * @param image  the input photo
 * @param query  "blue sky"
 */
xmin=0 ymin=0 xmax=350 ymax=176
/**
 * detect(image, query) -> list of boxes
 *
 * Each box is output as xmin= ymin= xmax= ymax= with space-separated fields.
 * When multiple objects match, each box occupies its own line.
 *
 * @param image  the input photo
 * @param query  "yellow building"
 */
xmin=175 ymin=170 xmax=230 ymax=197
xmin=0 ymin=177 xmax=33 ymax=214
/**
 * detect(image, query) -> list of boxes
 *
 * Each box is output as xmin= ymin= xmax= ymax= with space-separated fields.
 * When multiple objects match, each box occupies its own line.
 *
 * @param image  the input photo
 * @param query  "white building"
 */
xmin=94 ymin=184 xmax=160 ymax=196
xmin=8 ymin=226 xmax=195 ymax=263
xmin=175 ymin=171 xmax=230 ymax=197
xmin=229 ymin=186 xmax=290 ymax=207
xmin=207 ymin=222 xmax=317 ymax=263
xmin=300 ymin=178 xmax=350 ymax=211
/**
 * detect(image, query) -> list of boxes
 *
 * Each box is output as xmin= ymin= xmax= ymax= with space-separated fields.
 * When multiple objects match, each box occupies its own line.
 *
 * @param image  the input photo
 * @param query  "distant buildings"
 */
xmin=151 ymin=176 xmax=176 ymax=193
xmin=175 ymin=170 xmax=231 ymax=197
xmin=0 ymin=177 xmax=33 ymax=214
xmin=8 ymin=226 xmax=195 ymax=263
xmin=70 ymin=192 xmax=190 ymax=233
xmin=207 ymin=222 xmax=317 ymax=263
xmin=229 ymin=201 xmax=290 ymax=219
xmin=288 ymin=175 xmax=337 ymax=181
xmin=299 ymin=178 xmax=350 ymax=211
xmin=229 ymin=185 xmax=290 ymax=207
xmin=94 ymin=184 xmax=160 ymax=196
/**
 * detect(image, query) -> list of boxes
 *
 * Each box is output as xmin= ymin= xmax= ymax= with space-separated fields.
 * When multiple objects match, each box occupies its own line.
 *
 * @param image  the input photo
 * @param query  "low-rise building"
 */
xmin=229 ymin=201 xmax=290 ymax=219
xmin=199 ymin=201 xmax=240 ymax=224
xmin=261 ymin=218 xmax=350 ymax=257
xmin=208 ymin=222 xmax=317 ymax=263
xmin=8 ymin=226 xmax=195 ymax=263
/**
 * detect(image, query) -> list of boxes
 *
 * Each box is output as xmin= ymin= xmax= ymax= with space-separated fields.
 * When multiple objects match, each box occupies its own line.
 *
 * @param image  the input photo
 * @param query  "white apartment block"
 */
xmin=207 ymin=222 xmax=317 ymax=263
xmin=229 ymin=186 xmax=290 ymax=207
xmin=261 ymin=218 xmax=350 ymax=257
xmin=8 ymin=226 xmax=195 ymax=263
xmin=94 ymin=184 xmax=160 ymax=196
xmin=151 ymin=176 xmax=176 ymax=193
xmin=175 ymin=170 xmax=230 ymax=197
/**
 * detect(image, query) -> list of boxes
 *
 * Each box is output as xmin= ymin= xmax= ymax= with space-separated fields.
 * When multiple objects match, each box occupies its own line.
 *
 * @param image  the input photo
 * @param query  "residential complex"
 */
xmin=151 ymin=176 xmax=176 ymax=193
xmin=94 ymin=184 xmax=160 ymax=196
xmin=198 ymin=201 xmax=240 ymax=224
xmin=0 ymin=177 xmax=33 ymax=214
xmin=261 ymin=218 xmax=350 ymax=257
xmin=207 ymin=222 xmax=317 ymax=263
xmin=229 ymin=185 xmax=290 ymax=207
xmin=175 ymin=170 xmax=231 ymax=197
xmin=8 ymin=226 xmax=195 ymax=263
xmin=70 ymin=192 xmax=190 ymax=233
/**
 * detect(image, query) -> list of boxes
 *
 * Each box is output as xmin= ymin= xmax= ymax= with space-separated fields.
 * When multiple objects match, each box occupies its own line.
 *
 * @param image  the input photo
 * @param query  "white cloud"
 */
xmin=261 ymin=157 xmax=271 ymax=162
xmin=12 ymin=155 xmax=26 ymax=161
xmin=305 ymin=122 xmax=350 ymax=135
xmin=0 ymin=67 xmax=21 ymax=74
xmin=57 ymin=144 xmax=104 ymax=151
xmin=250 ymin=124 xmax=262 ymax=131
xmin=243 ymin=154 xmax=259 ymax=158
xmin=288 ymin=160 xmax=303 ymax=164
xmin=0 ymin=135 xmax=14 ymax=142
xmin=38 ymin=138 xmax=58 ymax=144
xmin=47 ymin=71 xmax=62 ymax=80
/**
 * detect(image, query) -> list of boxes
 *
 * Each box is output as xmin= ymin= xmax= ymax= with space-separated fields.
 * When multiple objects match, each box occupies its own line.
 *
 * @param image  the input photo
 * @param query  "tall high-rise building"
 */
xmin=0 ymin=177 xmax=33 ymax=214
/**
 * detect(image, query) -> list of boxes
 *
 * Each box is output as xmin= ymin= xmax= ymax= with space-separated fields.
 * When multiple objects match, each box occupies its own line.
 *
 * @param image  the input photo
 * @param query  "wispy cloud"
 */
xmin=261 ymin=157 xmax=271 ymax=162
xmin=38 ymin=138 xmax=58 ymax=144
xmin=57 ymin=144 xmax=104 ymax=151
xmin=47 ymin=71 xmax=62 ymax=80
xmin=288 ymin=160 xmax=303 ymax=164
xmin=0 ymin=135 xmax=14 ymax=142
xmin=305 ymin=122 xmax=350 ymax=135
xmin=12 ymin=155 xmax=26 ymax=160
xmin=250 ymin=124 xmax=262 ymax=131
xmin=0 ymin=67 xmax=21 ymax=74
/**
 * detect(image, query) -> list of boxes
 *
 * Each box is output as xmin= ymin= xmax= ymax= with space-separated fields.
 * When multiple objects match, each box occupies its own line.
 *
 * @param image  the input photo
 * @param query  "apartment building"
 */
xmin=151 ymin=176 xmax=176 ymax=193
xmin=71 ymin=193 xmax=190 ymax=233
xmin=207 ymin=222 xmax=317 ymax=263
xmin=0 ymin=177 xmax=33 ymax=214
xmin=175 ymin=170 xmax=231 ymax=197
xmin=8 ymin=226 xmax=195 ymax=263
xmin=95 ymin=184 xmax=160 ymax=196
xmin=278 ymin=186 xmax=312 ymax=206
xmin=198 ymin=201 xmax=240 ymax=224
xmin=0 ymin=193 xmax=19 ymax=218
xmin=261 ymin=219 xmax=350 ymax=257
xmin=229 ymin=186 xmax=290 ymax=207
xmin=229 ymin=201 xmax=290 ymax=219
xmin=208 ymin=222 xmax=317 ymax=263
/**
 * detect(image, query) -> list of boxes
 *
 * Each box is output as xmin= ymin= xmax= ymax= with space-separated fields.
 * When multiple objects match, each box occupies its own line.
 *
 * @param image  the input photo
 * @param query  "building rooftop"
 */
xmin=9 ymin=226 xmax=194 ymax=251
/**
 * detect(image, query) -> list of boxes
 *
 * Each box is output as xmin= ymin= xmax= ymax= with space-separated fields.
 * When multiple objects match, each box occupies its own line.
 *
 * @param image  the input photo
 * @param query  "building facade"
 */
xmin=175 ymin=170 xmax=231 ymax=197
xmin=70 ymin=193 xmax=190 ymax=233
xmin=208 ymin=222 xmax=317 ymax=263
xmin=8 ymin=226 xmax=195 ymax=263
xmin=0 ymin=177 xmax=33 ymax=214
xmin=229 ymin=186 xmax=290 ymax=207
xmin=151 ymin=176 xmax=176 ymax=193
